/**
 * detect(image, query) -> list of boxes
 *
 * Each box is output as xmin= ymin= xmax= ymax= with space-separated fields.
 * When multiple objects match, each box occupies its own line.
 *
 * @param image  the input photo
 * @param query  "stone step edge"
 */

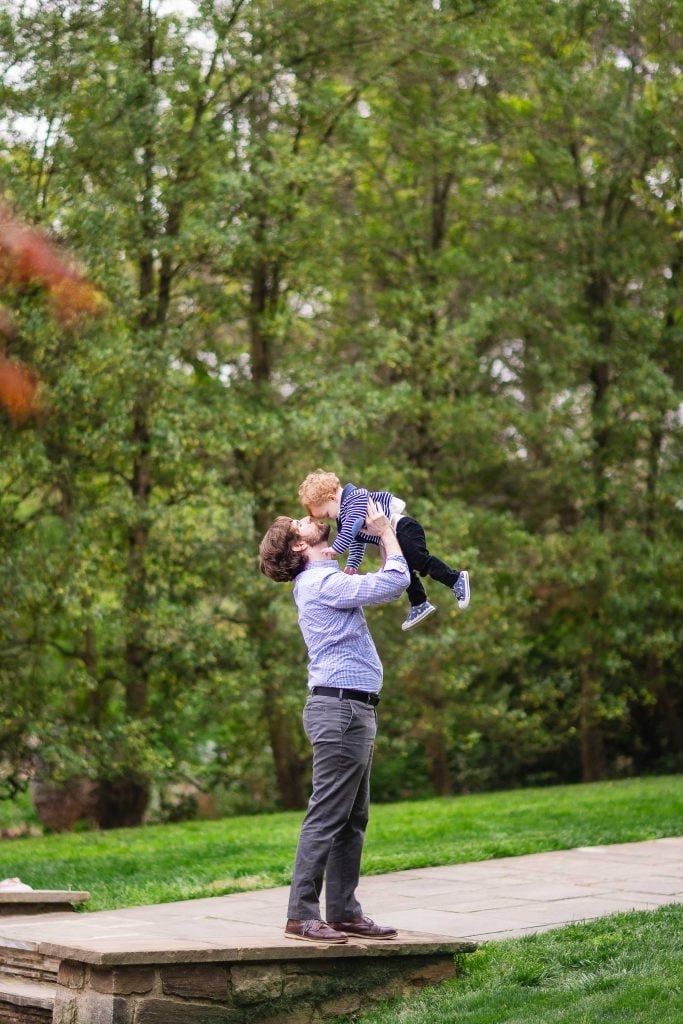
xmin=35 ymin=934 xmax=477 ymax=967
xmin=0 ymin=947 xmax=59 ymax=985
xmin=0 ymin=974 xmax=56 ymax=1010
xmin=0 ymin=891 xmax=90 ymax=905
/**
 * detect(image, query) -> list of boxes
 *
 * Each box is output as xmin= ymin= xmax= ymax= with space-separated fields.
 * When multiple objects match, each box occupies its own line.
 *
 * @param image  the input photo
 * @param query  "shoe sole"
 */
xmin=341 ymin=930 xmax=398 ymax=940
xmin=401 ymin=605 xmax=437 ymax=631
xmin=284 ymin=931 xmax=348 ymax=944
xmin=456 ymin=571 xmax=470 ymax=610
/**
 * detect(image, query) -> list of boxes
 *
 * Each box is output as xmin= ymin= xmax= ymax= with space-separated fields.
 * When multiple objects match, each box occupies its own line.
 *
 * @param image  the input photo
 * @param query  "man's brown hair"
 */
xmin=259 ymin=516 xmax=307 ymax=582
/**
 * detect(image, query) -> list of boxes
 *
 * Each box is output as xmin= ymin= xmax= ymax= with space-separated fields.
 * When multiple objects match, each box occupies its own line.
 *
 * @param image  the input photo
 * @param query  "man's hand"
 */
xmin=363 ymin=497 xmax=392 ymax=537
xmin=363 ymin=498 xmax=404 ymax=563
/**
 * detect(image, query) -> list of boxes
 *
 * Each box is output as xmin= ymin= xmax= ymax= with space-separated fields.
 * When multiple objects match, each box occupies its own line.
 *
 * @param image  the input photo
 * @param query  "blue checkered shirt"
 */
xmin=293 ymin=555 xmax=410 ymax=694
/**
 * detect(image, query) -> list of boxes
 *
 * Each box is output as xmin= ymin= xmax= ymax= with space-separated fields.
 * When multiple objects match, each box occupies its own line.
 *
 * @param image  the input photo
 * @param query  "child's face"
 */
xmin=310 ymin=495 xmax=340 ymax=519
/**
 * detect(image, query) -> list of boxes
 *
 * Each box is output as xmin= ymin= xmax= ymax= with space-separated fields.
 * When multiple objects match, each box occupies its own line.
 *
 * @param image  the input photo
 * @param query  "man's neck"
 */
xmin=306 ymin=544 xmax=333 ymax=563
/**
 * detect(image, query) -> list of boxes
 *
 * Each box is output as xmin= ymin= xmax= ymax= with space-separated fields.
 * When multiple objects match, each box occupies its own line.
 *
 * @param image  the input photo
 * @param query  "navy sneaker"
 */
xmin=402 ymin=601 xmax=437 ymax=631
xmin=453 ymin=571 xmax=470 ymax=610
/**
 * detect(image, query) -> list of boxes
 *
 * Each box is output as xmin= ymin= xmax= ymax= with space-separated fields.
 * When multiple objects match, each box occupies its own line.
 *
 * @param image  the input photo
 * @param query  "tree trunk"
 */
xmin=645 ymin=426 xmax=662 ymax=539
xmin=250 ymin=600 xmax=307 ymax=810
xmin=97 ymin=9 xmax=158 ymax=829
xmin=124 ymin=399 xmax=152 ymax=720
xmin=582 ymin=267 xmax=612 ymax=767
xmin=589 ymin=358 xmax=610 ymax=533
xmin=424 ymin=716 xmax=453 ymax=796
xmin=263 ymin=677 xmax=307 ymax=810
xmin=96 ymin=777 xmax=150 ymax=830
xmin=246 ymin=195 xmax=307 ymax=806
xmin=579 ymin=666 xmax=608 ymax=782
xmin=655 ymin=687 xmax=683 ymax=755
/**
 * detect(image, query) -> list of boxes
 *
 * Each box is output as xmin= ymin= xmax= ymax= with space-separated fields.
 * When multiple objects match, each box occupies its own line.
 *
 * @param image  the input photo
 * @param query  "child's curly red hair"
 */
xmin=298 ymin=470 xmax=340 ymax=512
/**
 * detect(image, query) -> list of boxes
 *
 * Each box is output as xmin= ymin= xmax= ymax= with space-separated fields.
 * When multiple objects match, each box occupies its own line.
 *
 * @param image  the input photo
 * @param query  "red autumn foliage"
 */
xmin=0 ymin=205 xmax=106 ymax=421
xmin=0 ymin=204 xmax=103 ymax=325
xmin=0 ymin=356 xmax=40 ymax=422
xmin=48 ymin=276 xmax=103 ymax=326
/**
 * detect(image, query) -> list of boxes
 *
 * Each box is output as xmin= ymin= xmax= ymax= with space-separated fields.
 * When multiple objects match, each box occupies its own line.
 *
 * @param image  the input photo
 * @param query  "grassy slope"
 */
xmin=0 ymin=775 xmax=681 ymax=911
xmin=347 ymin=904 xmax=683 ymax=1024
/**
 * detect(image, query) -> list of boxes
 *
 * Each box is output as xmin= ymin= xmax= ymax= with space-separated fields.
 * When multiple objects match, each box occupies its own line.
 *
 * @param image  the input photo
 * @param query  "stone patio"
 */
xmin=0 ymin=836 xmax=681 ymax=1023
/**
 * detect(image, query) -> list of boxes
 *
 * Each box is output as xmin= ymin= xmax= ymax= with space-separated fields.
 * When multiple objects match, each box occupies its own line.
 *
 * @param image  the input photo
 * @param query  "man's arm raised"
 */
xmin=363 ymin=497 xmax=403 ymax=561
xmin=319 ymin=498 xmax=408 ymax=608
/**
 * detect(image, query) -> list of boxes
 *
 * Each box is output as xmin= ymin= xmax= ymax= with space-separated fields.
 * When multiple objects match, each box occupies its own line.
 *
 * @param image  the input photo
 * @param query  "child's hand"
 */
xmin=321 ymin=546 xmax=336 ymax=557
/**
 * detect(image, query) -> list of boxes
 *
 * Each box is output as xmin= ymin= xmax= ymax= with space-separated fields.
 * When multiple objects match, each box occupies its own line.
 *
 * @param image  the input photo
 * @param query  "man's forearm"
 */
xmin=377 ymin=524 xmax=402 ymax=561
xmin=322 ymin=555 xmax=409 ymax=607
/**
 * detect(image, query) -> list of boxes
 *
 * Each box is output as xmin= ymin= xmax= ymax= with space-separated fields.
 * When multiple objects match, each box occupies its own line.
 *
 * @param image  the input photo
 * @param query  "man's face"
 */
xmin=294 ymin=516 xmax=330 ymax=547
xmin=309 ymin=497 xmax=340 ymax=519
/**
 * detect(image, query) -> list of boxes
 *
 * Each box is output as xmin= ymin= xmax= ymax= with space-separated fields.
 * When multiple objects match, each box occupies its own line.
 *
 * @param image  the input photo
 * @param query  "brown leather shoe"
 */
xmin=284 ymin=919 xmax=349 ymax=943
xmin=327 ymin=915 xmax=398 ymax=939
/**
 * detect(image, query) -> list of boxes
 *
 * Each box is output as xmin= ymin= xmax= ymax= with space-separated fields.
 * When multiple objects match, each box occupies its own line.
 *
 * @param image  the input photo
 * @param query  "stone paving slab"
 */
xmin=38 ymin=932 xmax=467 ymax=967
xmin=352 ymin=836 xmax=683 ymax=940
xmin=0 ymin=911 xmax=470 ymax=966
xmin=0 ymin=836 xmax=680 ymax=964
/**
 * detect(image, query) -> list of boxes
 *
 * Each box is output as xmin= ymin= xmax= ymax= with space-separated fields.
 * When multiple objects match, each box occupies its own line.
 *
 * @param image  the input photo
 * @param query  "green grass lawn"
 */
xmin=346 ymin=903 xmax=683 ymax=1024
xmin=0 ymin=775 xmax=681 ymax=912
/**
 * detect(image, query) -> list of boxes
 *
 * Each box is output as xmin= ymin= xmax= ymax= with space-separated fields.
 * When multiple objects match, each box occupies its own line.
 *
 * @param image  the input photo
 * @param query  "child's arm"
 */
xmin=320 ymin=538 xmax=366 ymax=569
xmin=343 ymin=539 xmax=366 ymax=574
xmin=328 ymin=488 xmax=370 ymax=556
xmin=349 ymin=514 xmax=366 ymax=539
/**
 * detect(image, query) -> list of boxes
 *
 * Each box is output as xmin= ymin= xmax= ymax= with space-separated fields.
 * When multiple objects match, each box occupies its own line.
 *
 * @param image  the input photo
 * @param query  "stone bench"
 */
xmin=0 ymin=892 xmax=90 ymax=917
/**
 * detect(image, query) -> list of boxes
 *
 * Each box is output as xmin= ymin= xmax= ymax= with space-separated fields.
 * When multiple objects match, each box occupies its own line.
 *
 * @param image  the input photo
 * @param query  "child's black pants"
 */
xmin=395 ymin=516 xmax=459 ymax=608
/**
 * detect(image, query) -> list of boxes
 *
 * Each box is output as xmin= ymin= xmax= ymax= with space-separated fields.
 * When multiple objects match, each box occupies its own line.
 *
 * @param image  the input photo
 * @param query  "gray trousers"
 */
xmin=287 ymin=694 xmax=378 ymax=922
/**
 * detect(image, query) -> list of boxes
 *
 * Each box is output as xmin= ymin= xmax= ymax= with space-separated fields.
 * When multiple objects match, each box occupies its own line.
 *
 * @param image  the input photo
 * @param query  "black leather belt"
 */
xmin=310 ymin=686 xmax=380 ymax=706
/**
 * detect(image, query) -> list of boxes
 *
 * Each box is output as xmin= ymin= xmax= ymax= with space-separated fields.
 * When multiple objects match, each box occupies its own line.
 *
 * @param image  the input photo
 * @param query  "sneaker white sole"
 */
xmin=402 ymin=604 xmax=437 ymax=631
xmin=456 ymin=571 xmax=470 ymax=610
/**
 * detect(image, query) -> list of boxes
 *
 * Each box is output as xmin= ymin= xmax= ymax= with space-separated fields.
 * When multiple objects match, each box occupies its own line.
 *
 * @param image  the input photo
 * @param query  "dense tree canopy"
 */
xmin=1 ymin=0 xmax=681 ymax=826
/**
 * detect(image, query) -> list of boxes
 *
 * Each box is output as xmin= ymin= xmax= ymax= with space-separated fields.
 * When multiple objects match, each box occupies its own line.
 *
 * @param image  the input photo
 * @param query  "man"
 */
xmin=259 ymin=499 xmax=410 ymax=944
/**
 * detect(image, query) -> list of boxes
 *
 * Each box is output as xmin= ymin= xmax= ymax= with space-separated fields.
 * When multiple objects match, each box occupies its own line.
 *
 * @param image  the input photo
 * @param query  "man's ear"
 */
xmin=292 ymin=540 xmax=307 ymax=553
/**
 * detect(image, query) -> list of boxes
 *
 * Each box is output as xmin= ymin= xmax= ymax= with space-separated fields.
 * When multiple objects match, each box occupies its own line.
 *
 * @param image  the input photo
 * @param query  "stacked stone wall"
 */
xmin=53 ymin=952 xmax=460 ymax=1024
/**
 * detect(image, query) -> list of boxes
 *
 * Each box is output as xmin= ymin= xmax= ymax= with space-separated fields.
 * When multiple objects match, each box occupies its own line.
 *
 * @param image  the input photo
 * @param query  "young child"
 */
xmin=298 ymin=470 xmax=470 ymax=631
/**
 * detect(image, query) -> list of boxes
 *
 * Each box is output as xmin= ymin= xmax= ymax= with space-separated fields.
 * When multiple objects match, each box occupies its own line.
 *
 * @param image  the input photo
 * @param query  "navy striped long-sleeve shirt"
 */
xmin=330 ymin=483 xmax=405 ymax=571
